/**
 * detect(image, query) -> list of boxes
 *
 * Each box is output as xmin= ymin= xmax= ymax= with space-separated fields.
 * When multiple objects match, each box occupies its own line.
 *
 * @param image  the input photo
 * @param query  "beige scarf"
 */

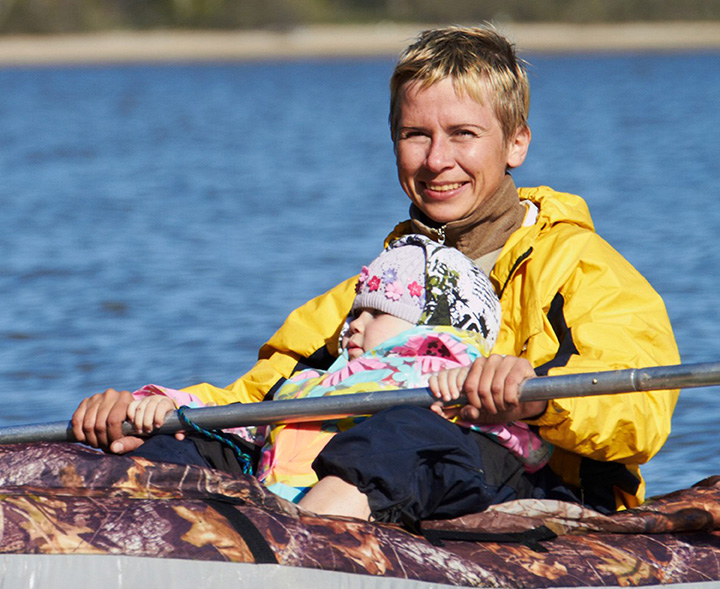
xmin=409 ymin=175 xmax=525 ymax=273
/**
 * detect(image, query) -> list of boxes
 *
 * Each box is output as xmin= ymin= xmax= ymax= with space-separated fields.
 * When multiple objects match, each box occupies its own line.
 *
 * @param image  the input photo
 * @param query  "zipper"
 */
xmin=435 ymin=225 xmax=446 ymax=245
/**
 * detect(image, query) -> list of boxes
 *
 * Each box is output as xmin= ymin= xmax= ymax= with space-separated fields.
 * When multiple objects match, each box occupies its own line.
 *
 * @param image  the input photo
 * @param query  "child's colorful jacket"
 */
xmin=132 ymin=325 xmax=552 ymax=504
xmin=255 ymin=325 xmax=552 ymax=502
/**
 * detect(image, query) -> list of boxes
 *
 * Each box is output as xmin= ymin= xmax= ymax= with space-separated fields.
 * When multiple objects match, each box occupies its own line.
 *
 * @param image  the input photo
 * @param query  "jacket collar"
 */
xmin=490 ymin=186 xmax=597 ymax=295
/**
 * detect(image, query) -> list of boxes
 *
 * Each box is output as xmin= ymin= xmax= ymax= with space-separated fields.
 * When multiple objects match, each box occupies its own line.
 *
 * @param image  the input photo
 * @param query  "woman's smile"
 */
xmin=421 ymin=181 xmax=469 ymax=201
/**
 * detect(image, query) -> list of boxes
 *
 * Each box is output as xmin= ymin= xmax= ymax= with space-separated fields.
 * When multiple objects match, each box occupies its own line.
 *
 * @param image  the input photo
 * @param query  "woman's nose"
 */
xmin=425 ymin=137 xmax=453 ymax=172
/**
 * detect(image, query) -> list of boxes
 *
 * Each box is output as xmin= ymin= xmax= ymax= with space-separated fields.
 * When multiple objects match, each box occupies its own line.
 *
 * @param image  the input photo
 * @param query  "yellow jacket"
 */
xmin=186 ymin=186 xmax=679 ymax=509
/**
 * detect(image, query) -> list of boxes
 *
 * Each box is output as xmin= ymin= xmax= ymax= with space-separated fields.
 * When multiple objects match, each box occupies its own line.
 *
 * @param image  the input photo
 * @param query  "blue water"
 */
xmin=1 ymin=52 xmax=718 ymax=496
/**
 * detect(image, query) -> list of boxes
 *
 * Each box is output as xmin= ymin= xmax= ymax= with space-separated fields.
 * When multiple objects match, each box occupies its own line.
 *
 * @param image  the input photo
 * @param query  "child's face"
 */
xmin=395 ymin=77 xmax=530 ymax=225
xmin=342 ymin=309 xmax=414 ymax=360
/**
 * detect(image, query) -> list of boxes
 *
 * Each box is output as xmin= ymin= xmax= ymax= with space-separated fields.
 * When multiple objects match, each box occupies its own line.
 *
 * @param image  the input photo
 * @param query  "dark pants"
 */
xmin=312 ymin=406 xmax=579 ymax=524
xmin=129 ymin=433 xmax=258 ymax=475
xmin=129 ymin=435 xmax=210 ymax=467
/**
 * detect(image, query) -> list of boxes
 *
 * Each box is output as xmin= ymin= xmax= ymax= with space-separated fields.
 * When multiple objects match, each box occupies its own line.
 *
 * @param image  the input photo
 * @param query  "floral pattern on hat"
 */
xmin=340 ymin=234 xmax=501 ymax=352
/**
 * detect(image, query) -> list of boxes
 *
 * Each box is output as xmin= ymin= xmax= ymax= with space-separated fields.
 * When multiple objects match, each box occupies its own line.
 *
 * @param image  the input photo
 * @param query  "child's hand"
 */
xmin=428 ymin=367 xmax=469 ymax=420
xmin=127 ymin=396 xmax=185 ymax=439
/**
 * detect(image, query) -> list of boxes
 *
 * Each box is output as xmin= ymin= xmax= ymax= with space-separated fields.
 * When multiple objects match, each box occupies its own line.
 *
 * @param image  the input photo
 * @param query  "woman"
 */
xmin=72 ymin=26 xmax=680 ymax=516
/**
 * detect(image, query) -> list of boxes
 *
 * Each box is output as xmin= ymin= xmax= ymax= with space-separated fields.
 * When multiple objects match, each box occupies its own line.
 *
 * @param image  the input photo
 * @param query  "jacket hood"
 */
xmin=490 ymin=187 xmax=596 ymax=296
xmin=519 ymin=186 xmax=595 ymax=233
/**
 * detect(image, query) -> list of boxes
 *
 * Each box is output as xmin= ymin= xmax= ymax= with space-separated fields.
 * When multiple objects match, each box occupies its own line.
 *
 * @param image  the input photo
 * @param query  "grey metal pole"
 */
xmin=0 ymin=388 xmax=438 ymax=444
xmin=1 ymin=361 xmax=718 ymax=445
xmin=520 ymin=361 xmax=720 ymax=399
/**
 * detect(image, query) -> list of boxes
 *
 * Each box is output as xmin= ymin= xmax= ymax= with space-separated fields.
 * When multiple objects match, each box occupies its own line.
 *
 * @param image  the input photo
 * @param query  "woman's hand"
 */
xmin=461 ymin=354 xmax=546 ymax=423
xmin=71 ymin=388 xmax=145 ymax=453
xmin=430 ymin=355 xmax=546 ymax=424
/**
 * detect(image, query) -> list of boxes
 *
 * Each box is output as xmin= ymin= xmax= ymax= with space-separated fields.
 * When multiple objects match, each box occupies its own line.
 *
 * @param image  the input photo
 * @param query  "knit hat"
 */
xmin=350 ymin=234 xmax=501 ymax=343
xmin=353 ymin=242 xmax=427 ymax=324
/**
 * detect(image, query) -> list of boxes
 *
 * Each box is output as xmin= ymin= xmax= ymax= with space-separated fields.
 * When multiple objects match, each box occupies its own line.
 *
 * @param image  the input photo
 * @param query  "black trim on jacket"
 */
xmin=532 ymin=292 xmax=640 ymax=511
xmin=498 ymin=247 xmax=533 ymax=299
xmin=579 ymin=457 xmax=640 ymax=513
xmin=535 ymin=292 xmax=579 ymax=377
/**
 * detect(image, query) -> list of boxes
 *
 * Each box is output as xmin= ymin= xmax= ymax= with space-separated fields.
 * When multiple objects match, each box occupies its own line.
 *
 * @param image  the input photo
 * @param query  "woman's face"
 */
xmin=395 ymin=77 xmax=530 ymax=225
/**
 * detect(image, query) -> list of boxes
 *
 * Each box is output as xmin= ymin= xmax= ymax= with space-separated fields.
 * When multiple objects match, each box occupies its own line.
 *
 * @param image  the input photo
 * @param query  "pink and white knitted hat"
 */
xmin=351 ymin=234 xmax=501 ymax=343
xmin=353 ymin=242 xmax=427 ymax=324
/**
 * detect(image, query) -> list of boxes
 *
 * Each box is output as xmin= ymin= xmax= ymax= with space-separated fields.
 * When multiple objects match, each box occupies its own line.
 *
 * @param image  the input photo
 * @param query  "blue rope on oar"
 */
xmin=176 ymin=406 xmax=254 ymax=475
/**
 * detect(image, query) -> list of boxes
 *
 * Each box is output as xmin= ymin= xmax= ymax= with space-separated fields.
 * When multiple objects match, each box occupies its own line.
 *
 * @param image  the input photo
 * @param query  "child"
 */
xmin=127 ymin=235 xmax=551 ymax=513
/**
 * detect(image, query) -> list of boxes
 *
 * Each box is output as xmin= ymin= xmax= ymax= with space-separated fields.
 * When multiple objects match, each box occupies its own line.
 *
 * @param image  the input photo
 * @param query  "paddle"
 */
xmin=1 ymin=361 xmax=718 ymax=445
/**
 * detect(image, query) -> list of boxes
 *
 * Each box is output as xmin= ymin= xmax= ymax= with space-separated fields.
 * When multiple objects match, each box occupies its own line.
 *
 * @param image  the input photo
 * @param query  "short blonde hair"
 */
xmin=389 ymin=25 xmax=530 ymax=144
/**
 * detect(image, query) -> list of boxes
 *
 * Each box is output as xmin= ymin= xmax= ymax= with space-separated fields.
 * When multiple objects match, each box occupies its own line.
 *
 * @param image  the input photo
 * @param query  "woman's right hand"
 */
xmin=428 ymin=355 xmax=546 ymax=424
xmin=71 ymin=388 xmax=145 ymax=454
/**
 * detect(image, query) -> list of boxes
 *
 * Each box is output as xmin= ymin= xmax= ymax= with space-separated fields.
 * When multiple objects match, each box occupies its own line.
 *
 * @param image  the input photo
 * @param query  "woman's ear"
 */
xmin=505 ymin=125 xmax=531 ymax=169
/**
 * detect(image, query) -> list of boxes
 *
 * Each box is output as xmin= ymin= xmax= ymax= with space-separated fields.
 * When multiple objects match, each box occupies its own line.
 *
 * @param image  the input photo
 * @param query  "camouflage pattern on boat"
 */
xmin=0 ymin=442 xmax=717 ymax=587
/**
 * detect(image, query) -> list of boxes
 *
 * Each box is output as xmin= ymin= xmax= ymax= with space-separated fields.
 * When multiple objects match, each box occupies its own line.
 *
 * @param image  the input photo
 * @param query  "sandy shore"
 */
xmin=0 ymin=22 xmax=718 ymax=65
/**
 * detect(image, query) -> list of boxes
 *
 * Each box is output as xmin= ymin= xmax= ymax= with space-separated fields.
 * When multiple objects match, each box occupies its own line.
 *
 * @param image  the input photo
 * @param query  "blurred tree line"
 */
xmin=0 ymin=0 xmax=718 ymax=34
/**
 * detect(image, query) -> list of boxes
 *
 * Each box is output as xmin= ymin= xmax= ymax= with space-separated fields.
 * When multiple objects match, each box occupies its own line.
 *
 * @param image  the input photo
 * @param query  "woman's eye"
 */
xmin=399 ymin=129 xmax=426 ymax=140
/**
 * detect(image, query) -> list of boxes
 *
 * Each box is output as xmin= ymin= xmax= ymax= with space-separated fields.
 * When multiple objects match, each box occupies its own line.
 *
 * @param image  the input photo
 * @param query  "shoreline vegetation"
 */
xmin=1 ymin=21 xmax=719 ymax=65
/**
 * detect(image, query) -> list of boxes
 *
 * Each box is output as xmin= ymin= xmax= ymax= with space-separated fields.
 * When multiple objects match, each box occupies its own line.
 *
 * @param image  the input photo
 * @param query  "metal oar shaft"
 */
xmin=0 ymin=388 xmax=438 ymax=444
xmin=1 ymin=361 xmax=719 ymax=445
xmin=519 ymin=361 xmax=720 ymax=399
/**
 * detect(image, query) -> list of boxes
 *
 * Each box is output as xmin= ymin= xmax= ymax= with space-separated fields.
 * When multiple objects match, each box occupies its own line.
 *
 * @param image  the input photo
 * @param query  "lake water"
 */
xmin=1 ymin=51 xmax=718 ymax=497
